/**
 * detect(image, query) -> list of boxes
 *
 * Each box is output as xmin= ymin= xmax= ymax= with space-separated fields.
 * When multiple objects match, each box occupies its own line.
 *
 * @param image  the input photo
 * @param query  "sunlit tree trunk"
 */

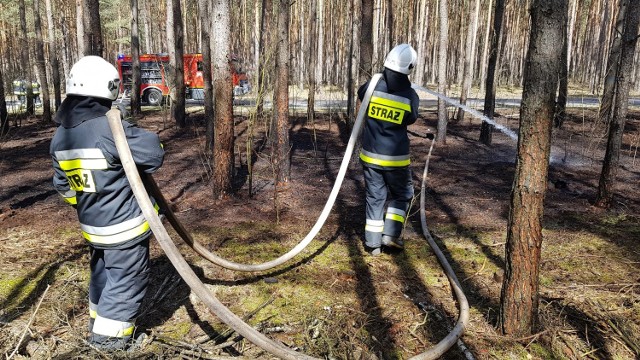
xmin=436 ymin=0 xmax=448 ymax=144
xmin=44 ymin=0 xmax=61 ymax=110
xmin=596 ymin=0 xmax=640 ymax=208
xmin=33 ymin=0 xmax=51 ymax=123
xmin=598 ymin=0 xmax=628 ymax=128
xmin=198 ymin=0 xmax=214 ymax=154
xmin=480 ymin=0 xmax=505 ymax=145
xmin=130 ymin=0 xmax=142 ymax=116
xmin=346 ymin=0 xmax=361 ymax=128
xmin=167 ymin=0 xmax=186 ymax=127
xmin=76 ymin=0 xmax=84 ymax=59
xmin=500 ymin=0 xmax=566 ymax=336
xmin=457 ymin=0 xmax=480 ymax=123
xmin=274 ymin=0 xmax=290 ymax=183
xmin=307 ymin=0 xmax=317 ymax=124
xmin=211 ymin=0 xmax=234 ymax=197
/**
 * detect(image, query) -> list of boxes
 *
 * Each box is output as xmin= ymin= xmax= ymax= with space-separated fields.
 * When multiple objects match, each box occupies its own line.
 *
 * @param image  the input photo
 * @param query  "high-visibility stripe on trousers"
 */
xmin=363 ymin=166 xmax=414 ymax=248
xmin=89 ymin=238 xmax=150 ymax=339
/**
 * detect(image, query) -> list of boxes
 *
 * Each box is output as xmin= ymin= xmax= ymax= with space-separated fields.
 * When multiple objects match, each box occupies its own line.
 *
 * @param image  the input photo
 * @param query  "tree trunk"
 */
xmin=555 ymin=12 xmax=568 ymax=129
xmin=307 ymin=0 xmax=318 ymax=124
xmin=457 ymin=0 xmax=480 ymax=122
xmin=44 ymin=0 xmax=61 ymax=110
xmin=595 ymin=0 xmax=640 ymax=208
xmin=143 ymin=0 xmax=152 ymax=52
xmin=18 ymin=0 xmax=34 ymax=116
xmin=198 ymin=0 xmax=214 ymax=154
xmin=211 ymin=0 xmax=234 ymax=197
xmin=436 ymin=0 xmax=448 ymax=144
xmin=346 ymin=0 xmax=361 ymax=128
xmin=274 ymin=0 xmax=290 ymax=184
xmin=83 ymin=0 xmax=103 ymax=56
xmin=500 ymin=0 xmax=566 ymax=336
xmin=167 ymin=0 xmax=186 ymax=127
xmin=130 ymin=0 xmax=142 ymax=116
xmin=360 ymin=0 xmax=374 ymax=82
xmin=479 ymin=0 xmax=493 ymax=95
xmin=0 ymin=63 xmax=7 ymax=135
xmin=33 ymin=0 xmax=52 ymax=123
xmin=598 ymin=0 xmax=628 ymax=128
xmin=76 ymin=0 xmax=84 ymax=59
xmin=480 ymin=0 xmax=505 ymax=145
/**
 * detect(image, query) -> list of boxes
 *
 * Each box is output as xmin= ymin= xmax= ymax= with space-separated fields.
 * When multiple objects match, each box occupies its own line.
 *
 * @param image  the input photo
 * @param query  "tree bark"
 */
xmin=457 ymin=0 xmax=480 ymax=123
xmin=167 ymin=0 xmax=186 ymax=127
xmin=18 ymin=0 xmax=34 ymax=116
xmin=360 ymin=0 xmax=374 ymax=82
xmin=436 ymin=0 xmax=449 ymax=144
xmin=500 ymin=0 xmax=566 ymax=337
xmin=211 ymin=0 xmax=234 ymax=197
xmin=274 ymin=0 xmax=290 ymax=184
xmin=0 ymin=63 xmax=7 ymax=135
xmin=33 ymin=0 xmax=52 ymax=123
xmin=44 ymin=0 xmax=61 ymax=110
xmin=130 ymin=0 xmax=142 ymax=116
xmin=307 ymin=0 xmax=318 ymax=124
xmin=76 ymin=0 xmax=84 ymax=59
xmin=346 ymin=0 xmax=361 ymax=128
xmin=595 ymin=0 xmax=640 ymax=208
xmin=480 ymin=0 xmax=505 ymax=145
xmin=83 ymin=0 xmax=103 ymax=56
xmin=198 ymin=0 xmax=214 ymax=154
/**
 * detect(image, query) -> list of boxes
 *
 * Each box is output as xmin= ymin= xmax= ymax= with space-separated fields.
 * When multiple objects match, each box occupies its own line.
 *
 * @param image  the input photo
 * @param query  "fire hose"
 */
xmin=146 ymin=73 xmax=383 ymax=273
xmin=105 ymin=73 xmax=469 ymax=358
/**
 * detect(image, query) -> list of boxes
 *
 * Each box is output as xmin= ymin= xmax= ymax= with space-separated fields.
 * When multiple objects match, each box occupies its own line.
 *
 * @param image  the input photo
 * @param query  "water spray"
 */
xmin=412 ymin=83 xmax=519 ymax=141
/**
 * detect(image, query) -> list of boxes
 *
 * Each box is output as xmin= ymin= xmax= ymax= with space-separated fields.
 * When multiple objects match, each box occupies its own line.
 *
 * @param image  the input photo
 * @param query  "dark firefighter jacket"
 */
xmin=358 ymin=69 xmax=420 ymax=170
xmin=50 ymin=95 xmax=165 ymax=249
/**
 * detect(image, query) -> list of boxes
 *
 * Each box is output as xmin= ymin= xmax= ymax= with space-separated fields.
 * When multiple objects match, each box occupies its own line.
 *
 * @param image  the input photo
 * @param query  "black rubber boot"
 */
xmin=382 ymin=235 xmax=404 ymax=249
xmin=89 ymin=333 xmax=131 ymax=351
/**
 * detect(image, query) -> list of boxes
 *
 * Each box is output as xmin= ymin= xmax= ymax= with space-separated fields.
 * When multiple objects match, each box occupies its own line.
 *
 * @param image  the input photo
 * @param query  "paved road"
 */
xmin=7 ymin=95 xmax=640 ymax=112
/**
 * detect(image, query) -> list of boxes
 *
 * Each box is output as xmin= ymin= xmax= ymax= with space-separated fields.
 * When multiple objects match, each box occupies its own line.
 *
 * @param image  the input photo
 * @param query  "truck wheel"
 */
xmin=145 ymin=88 xmax=163 ymax=106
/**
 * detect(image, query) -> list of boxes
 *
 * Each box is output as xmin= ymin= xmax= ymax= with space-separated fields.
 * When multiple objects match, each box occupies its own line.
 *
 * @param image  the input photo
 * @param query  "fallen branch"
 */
xmin=7 ymin=284 xmax=50 ymax=359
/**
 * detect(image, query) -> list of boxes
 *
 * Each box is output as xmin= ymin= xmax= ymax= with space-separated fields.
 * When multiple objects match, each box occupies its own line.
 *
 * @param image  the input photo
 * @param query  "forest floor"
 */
xmin=0 ymin=98 xmax=639 ymax=360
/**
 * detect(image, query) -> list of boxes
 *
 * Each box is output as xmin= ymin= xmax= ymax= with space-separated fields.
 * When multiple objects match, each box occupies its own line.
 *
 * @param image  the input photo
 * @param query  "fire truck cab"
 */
xmin=116 ymin=53 xmax=250 ymax=106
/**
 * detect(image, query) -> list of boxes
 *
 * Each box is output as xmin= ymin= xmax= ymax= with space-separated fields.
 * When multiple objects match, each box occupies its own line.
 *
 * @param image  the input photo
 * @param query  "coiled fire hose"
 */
xmin=106 ymin=73 xmax=469 ymax=358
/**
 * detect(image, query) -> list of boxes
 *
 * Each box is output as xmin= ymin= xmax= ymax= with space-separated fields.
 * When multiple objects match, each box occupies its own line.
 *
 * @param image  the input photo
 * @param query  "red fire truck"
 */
xmin=116 ymin=53 xmax=250 ymax=106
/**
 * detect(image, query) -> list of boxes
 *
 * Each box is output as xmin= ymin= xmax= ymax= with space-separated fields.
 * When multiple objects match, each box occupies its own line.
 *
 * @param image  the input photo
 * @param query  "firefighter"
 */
xmin=31 ymin=81 xmax=41 ymax=105
xmin=12 ymin=79 xmax=27 ymax=106
xmin=50 ymin=56 xmax=165 ymax=350
xmin=358 ymin=44 xmax=420 ymax=256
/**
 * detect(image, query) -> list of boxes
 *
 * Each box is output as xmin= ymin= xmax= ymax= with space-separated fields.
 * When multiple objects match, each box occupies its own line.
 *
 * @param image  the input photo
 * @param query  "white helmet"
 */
xmin=66 ymin=56 xmax=120 ymax=100
xmin=383 ymin=44 xmax=418 ymax=75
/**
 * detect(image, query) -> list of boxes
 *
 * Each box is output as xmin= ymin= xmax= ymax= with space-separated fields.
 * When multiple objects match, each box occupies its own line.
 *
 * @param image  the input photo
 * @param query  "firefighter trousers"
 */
xmin=89 ymin=238 xmax=150 ymax=340
xmin=363 ymin=166 xmax=414 ymax=249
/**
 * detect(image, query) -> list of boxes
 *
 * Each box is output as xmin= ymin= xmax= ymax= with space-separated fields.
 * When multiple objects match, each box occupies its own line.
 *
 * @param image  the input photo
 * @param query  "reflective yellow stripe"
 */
xmin=83 ymin=221 xmax=150 ymax=245
xmin=64 ymin=196 xmax=77 ymax=205
xmin=59 ymin=158 xmax=108 ymax=171
xmin=89 ymin=309 xmax=97 ymax=319
xmin=386 ymin=213 xmax=405 ymax=223
xmin=82 ymin=204 xmax=159 ymax=245
xmin=370 ymin=95 xmax=411 ymax=111
xmin=93 ymin=315 xmax=135 ymax=337
xmin=365 ymin=225 xmax=384 ymax=233
xmin=360 ymin=152 xmax=410 ymax=167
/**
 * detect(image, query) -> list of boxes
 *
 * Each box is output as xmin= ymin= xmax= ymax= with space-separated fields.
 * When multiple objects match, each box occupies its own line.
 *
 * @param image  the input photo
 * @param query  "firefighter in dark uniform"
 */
xmin=50 ymin=56 xmax=165 ymax=350
xmin=358 ymin=44 xmax=419 ymax=256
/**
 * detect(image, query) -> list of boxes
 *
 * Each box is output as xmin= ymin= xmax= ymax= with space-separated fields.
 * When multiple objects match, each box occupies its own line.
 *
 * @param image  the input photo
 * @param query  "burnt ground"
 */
xmin=0 ymin=101 xmax=639 ymax=360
